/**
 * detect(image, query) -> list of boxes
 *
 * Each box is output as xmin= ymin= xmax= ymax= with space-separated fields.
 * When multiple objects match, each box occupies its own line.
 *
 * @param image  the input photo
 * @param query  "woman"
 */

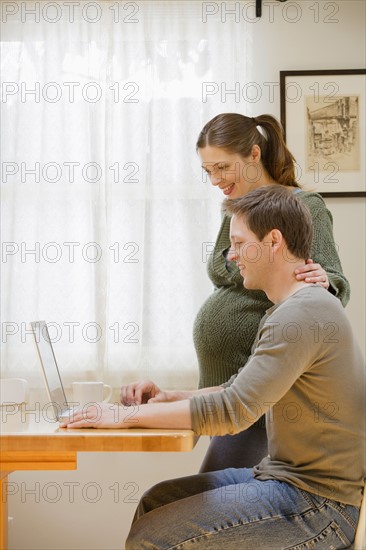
xmin=194 ymin=113 xmax=350 ymax=472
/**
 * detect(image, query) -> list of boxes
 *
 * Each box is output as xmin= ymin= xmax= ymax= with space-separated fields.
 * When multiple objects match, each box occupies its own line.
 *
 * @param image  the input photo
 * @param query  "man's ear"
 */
xmin=262 ymin=229 xmax=282 ymax=263
xmin=269 ymin=228 xmax=283 ymax=252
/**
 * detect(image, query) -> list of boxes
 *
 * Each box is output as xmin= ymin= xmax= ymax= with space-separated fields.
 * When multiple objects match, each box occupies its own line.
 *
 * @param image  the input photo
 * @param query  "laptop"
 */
xmin=30 ymin=320 xmax=74 ymax=422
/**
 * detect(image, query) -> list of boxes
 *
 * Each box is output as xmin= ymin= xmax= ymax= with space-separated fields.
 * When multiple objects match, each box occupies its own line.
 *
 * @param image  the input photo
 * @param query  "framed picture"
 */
xmin=280 ymin=69 xmax=366 ymax=197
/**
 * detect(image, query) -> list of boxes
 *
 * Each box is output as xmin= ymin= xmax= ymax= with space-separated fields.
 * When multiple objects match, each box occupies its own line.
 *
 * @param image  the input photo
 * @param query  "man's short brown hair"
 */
xmin=224 ymin=185 xmax=313 ymax=260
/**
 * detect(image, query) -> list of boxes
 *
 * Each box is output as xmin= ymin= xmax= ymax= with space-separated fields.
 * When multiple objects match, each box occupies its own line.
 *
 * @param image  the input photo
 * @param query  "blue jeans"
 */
xmin=125 ymin=468 xmax=359 ymax=549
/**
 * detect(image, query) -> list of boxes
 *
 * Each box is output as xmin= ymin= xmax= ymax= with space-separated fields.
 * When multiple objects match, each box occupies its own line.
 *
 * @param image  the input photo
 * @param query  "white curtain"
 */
xmin=1 ymin=1 xmax=253 ymax=388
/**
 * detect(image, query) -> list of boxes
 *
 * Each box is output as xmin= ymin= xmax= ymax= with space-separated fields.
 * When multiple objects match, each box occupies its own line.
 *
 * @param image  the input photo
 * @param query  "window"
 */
xmin=1 ymin=1 xmax=252 ymax=388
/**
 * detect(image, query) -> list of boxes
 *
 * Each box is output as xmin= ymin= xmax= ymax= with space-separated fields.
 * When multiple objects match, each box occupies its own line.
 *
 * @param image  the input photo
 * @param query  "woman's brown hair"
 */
xmin=196 ymin=113 xmax=299 ymax=188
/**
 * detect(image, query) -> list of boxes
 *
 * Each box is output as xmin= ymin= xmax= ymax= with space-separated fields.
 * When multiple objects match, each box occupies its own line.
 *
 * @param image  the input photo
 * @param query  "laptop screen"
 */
xmin=31 ymin=321 xmax=69 ymax=416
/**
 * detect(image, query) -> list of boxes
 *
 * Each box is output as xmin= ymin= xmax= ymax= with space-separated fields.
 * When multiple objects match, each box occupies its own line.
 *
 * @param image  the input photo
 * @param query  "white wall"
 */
xmin=7 ymin=2 xmax=366 ymax=549
xmin=247 ymin=0 xmax=366 ymax=356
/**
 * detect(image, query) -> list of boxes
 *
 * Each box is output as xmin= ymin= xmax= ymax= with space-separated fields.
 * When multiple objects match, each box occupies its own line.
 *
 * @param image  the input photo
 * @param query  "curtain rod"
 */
xmin=256 ymin=0 xmax=288 ymax=18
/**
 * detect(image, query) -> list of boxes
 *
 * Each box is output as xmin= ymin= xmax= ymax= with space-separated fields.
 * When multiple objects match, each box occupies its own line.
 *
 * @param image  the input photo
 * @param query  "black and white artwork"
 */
xmin=306 ymin=96 xmax=359 ymax=172
xmin=280 ymin=69 xmax=366 ymax=196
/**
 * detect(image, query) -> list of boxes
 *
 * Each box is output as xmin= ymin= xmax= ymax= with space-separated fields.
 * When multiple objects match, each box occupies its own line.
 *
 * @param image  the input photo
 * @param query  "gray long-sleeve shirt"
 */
xmin=190 ymin=285 xmax=365 ymax=506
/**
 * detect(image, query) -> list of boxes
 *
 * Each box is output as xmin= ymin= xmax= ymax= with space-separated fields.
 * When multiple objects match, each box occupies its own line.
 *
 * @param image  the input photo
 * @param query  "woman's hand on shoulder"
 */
xmin=294 ymin=258 xmax=330 ymax=289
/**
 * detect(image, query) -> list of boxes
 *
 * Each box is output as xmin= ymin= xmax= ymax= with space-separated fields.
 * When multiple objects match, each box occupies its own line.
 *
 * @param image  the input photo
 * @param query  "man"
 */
xmin=63 ymin=185 xmax=365 ymax=549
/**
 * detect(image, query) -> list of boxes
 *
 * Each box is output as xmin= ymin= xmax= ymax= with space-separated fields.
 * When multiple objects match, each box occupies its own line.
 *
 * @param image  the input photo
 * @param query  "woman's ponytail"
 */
xmin=254 ymin=115 xmax=299 ymax=187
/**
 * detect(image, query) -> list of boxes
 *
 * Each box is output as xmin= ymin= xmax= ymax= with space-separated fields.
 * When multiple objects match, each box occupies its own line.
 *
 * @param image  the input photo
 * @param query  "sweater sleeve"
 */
xmin=300 ymin=193 xmax=350 ymax=306
xmin=190 ymin=294 xmax=321 ymax=436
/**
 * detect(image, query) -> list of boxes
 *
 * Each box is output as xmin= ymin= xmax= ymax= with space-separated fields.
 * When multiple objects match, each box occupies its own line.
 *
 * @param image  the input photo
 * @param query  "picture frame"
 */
xmin=280 ymin=69 xmax=366 ymax=197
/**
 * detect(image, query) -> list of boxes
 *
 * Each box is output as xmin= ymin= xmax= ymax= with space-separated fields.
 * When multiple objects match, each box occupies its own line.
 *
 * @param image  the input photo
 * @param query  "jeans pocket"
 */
xmin=284 ymin=521 xmax=352 ymax=550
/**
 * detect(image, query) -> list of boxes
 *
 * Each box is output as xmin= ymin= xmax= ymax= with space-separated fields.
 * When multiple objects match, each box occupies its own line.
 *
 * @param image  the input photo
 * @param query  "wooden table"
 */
xmin=0 ymin=413 xmax=198 ymax=550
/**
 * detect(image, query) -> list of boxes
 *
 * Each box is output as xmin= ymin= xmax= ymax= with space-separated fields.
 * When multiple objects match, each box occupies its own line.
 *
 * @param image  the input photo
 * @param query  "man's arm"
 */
xmin=190 ymin=296 xmax=322 ymax=436
xmin=61 ymin=395 xmax=219 ymax=430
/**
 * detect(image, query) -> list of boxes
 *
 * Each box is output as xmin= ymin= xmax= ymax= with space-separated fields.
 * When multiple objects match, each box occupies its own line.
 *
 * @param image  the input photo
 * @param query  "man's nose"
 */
xmin=227 ymin=247 xmax=237 ymax=262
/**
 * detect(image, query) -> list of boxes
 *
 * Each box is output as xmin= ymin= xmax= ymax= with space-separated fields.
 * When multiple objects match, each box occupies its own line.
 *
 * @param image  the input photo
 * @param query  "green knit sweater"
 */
xmin=193 ymin=190 xmax=350 ymax=389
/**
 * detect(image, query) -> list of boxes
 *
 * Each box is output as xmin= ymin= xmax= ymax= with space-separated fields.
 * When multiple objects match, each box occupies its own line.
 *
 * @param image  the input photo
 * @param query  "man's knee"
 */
xmin=133 ymin=479 xmax=175 ymax=521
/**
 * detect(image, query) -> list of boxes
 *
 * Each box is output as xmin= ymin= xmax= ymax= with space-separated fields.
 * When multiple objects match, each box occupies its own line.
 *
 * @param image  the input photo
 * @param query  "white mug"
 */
xmin=72 ymin=381 xmax=112 ymax=408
